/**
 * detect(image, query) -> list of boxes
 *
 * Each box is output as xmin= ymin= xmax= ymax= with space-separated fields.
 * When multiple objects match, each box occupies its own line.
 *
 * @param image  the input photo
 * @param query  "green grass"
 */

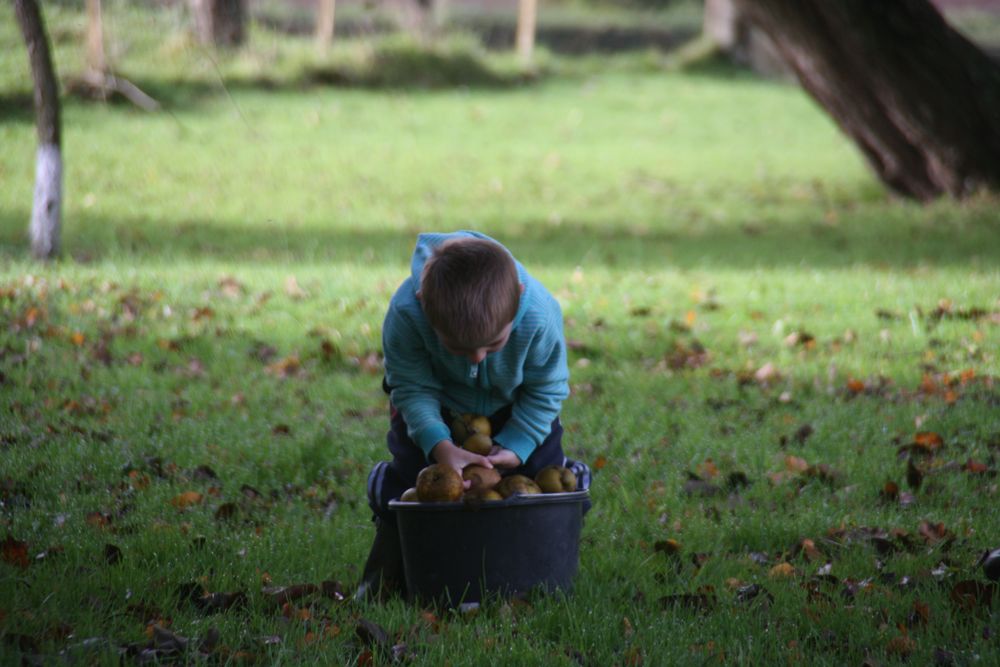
xmin=2 ymin=4 xmax=1000 ymax=665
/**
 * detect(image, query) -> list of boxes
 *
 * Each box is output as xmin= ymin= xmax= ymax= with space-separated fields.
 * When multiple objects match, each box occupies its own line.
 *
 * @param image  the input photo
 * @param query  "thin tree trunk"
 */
xmin=86 ymin=0 xmax=106 ymax=75
xmin=736 ymin=0 xmax=1000 ymax=200
xmin=14 ymin=0 xmax=62 ymax=260
xmin=516 ymin=0 xmax=537 ymax=64
xmin=315 ymin=0 xmax=336 ymax=52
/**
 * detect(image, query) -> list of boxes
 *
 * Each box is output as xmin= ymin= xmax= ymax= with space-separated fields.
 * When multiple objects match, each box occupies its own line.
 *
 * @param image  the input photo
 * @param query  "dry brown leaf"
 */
xmin=846 ymin=378 xmax=865 ymax=394
xmin=964 ymin=459 xmax=989 ymax=474
xmin=785 ymin=456 xmax=809 ymax=473
xmin=769 ymin=562 xmax=796 ymax=578
xmin=914 ymin=432 xmax=944 ymax=450
xmin=265 ymin=355 xmax=301 ymax=378
xmin=170 ymin=491 xmax=204 ymax=509
xmin=1 ymin=535 xmax=29 ymax=568
xmin=284 ymin=276 xmax=307 ymax=299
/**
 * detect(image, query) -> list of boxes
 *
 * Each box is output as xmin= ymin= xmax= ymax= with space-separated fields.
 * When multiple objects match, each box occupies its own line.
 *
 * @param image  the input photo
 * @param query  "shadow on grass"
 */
xmin=54 ymin=36 xmax=542 ymax=114
xmin=0 ymin=92 xmax=35 ymax=124
xmin=1 ymin=207 xmax=998 ymax=271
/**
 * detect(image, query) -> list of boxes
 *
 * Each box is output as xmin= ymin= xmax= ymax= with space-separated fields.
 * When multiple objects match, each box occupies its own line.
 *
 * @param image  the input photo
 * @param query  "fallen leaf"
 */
xmin=217 ymin=275 xmax=245 ymax=298
xmin=170 ymin=491 xmax=204 ymax=509
xmin=769 ymin=562 xmax=796 ymax=578
xmin=887 ymin=634 xmax=915 ymax=657
xmin=697 ymin=458 xmax=719 ymax=479
xmin=785 ymin=456 xmax=809 ymax=473
xmin=196 ymin=591 xmax=247 ymax=613
xmin=214 ymin=503 xmax=238 ymax=521
xmin=918 ymin=521 xmax=951 ymax=545
xmin=263 ymin=583 xmax=318 ymax=606
xmin=284 ymin=276 xmax=307 ymax=299
xmin=654 ymin=539 xmax=681 ymax=556
xmin=914 ymin=432 xmax=944 ymax=450
xmin=281 ymin=603 xmax=311 ymax=621
xmin=910 ymin=600 xmax=930 ymax=626
xmin=881 ymin=480 xmax=900 ymax=501
xmin=950 ymin=580 xmax=996 ymax=611
xmin=152 ymin=624 xmax=189 ymax=653
xmin=265 ymin=355 xmax=301 ymax=378
xmin=964 ymin=459 xmax=989 ymax=474
xmin=1 ymin=535 xmax=29 ymax=568
xmin=793 ymin=538 xmax=823 ymax=562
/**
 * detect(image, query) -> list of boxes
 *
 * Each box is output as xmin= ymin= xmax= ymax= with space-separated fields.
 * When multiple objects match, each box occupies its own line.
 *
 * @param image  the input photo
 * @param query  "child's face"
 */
xmin=436 ymin=321 xmax=514 ymax=364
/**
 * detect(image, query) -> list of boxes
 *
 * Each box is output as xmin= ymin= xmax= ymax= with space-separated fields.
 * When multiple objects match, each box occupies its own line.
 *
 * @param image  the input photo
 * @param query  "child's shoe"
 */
xmin=984 ymin=548 xmax=1000 ymax=581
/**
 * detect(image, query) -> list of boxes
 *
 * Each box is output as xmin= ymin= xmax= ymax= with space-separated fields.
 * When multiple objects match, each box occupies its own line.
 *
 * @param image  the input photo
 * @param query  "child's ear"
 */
xmin=415 ymin=290 xmax=422 ymax=302
xmin=519 ymin=283 xmax=525 ymax=295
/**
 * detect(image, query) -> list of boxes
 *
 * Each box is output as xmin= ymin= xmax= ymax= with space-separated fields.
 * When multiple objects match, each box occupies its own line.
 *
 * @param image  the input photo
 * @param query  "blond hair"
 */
xmin=420 ymin=238 xmax=520 ymax=348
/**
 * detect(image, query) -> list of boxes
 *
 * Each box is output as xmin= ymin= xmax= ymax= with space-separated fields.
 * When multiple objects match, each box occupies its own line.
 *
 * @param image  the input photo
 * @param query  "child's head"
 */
xmin=420 ymin=237 xmax=520 ymax=356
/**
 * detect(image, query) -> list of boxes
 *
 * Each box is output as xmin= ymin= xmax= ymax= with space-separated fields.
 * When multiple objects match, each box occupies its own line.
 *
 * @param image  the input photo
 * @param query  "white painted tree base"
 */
xmin=31 ymin=142 xmax=61 ymax=259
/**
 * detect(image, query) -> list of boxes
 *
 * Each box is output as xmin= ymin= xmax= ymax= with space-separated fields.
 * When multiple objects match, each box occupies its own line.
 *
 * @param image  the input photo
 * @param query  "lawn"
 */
xmin=2 ymin=4 xmax=999 ymax=665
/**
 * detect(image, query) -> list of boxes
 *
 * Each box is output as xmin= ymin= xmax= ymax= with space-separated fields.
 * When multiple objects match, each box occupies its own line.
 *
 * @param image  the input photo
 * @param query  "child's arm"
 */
xmin=382 ymin=305 xmax=453 ymax=458
xmin=491 ymin=306 xmax=570 ymax=465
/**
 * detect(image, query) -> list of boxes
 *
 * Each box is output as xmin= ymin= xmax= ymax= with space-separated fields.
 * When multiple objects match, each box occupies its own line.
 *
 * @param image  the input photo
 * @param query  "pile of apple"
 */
xmin=398 ymin=413 xmax=578 ymax=503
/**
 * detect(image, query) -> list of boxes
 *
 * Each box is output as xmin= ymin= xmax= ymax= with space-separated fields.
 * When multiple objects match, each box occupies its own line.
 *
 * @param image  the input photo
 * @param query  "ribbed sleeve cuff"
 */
xmin=415 ymin=422 xmax=452 ymax=460
xmin=493 ymin=423 xmax=537 ymax=466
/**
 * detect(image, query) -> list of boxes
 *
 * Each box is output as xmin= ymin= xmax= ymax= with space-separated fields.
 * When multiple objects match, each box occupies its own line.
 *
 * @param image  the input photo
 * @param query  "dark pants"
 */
xmin=366 ymin=403 xmax=591 ymax=522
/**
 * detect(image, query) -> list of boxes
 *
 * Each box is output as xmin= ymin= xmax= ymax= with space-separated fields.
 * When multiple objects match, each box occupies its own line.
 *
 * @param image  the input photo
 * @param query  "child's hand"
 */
xmin=431 ymin=439 xmax=493 ymax=487
xmin=486 ymin=445 xmax=521 ymax=469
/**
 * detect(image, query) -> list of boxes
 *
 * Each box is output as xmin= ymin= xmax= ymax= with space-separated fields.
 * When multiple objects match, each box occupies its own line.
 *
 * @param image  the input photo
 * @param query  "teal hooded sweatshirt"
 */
xmin=382 ymin=231 xmax=569 ymax=465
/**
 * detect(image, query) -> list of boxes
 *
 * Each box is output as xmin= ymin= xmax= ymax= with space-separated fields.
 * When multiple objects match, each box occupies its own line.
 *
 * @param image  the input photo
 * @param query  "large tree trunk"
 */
xmin=736 ymin=0 xmax=1000 ymax=201
xmin=190 ymin=0 xmax=246 ymax=47
xmin=14 ymin=0 xmax=62 ymax=260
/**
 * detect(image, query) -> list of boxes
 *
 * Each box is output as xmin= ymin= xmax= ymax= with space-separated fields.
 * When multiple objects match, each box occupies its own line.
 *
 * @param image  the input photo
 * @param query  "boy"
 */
xmin=357 ymin=231 xmax=591 ymax=601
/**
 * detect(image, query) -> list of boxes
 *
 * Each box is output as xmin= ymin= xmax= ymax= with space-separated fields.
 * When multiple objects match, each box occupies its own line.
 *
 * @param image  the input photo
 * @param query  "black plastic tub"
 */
xmin=389 ymin=490 xmax=588 ymax=605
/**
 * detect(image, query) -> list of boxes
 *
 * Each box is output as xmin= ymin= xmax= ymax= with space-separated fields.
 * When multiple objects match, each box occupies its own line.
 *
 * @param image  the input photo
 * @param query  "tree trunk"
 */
xmin=14 ymin=0 xmax=62 ymax=260
xmin=190 ymin=0 xmax=246 ymax=47
xmin=736 ymin=0 xmax=1000 ymax=201
xmin=315 ymin=0 xmax=336 ymax=52
xmin=516 ymin=0 xmax=537 ymax=64
xmin=86 ymin=0 xmax=106 ymax=75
